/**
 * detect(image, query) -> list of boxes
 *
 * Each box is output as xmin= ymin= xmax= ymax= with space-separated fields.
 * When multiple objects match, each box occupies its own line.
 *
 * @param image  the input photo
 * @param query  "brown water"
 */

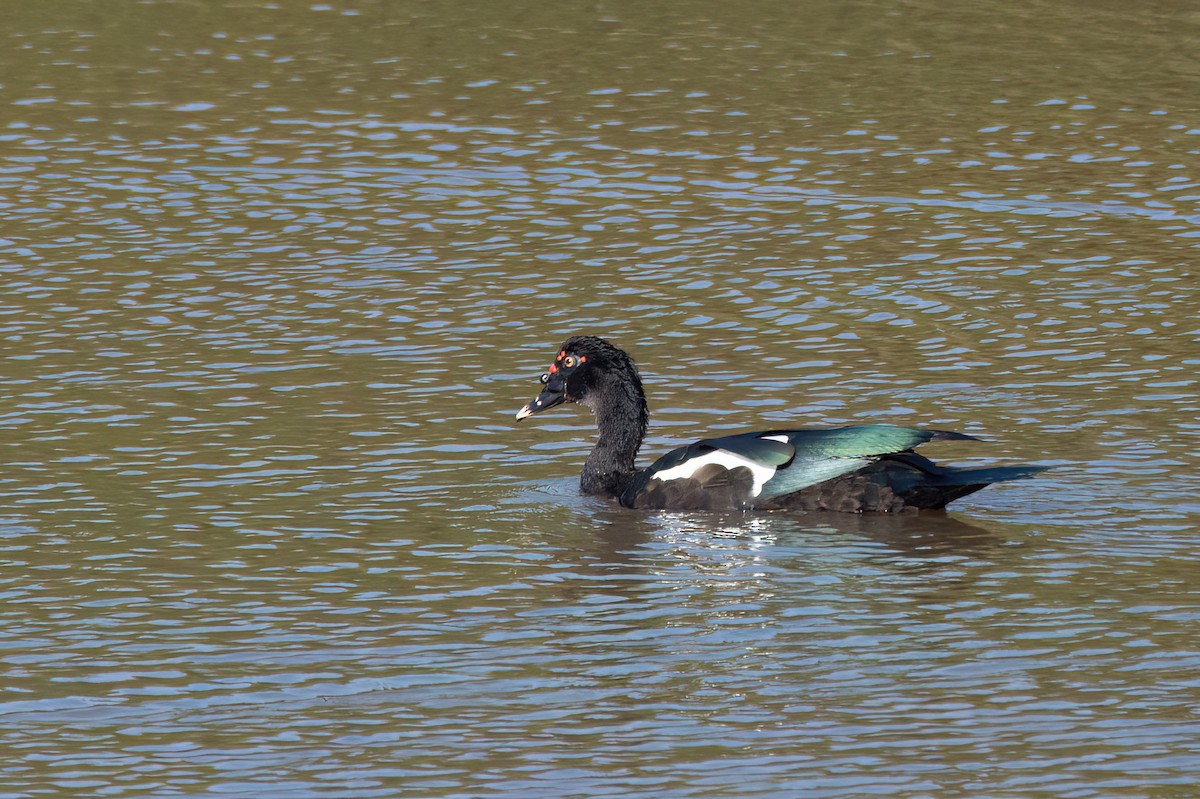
xmin=2 ymin=1 xmax=1199 ymax=796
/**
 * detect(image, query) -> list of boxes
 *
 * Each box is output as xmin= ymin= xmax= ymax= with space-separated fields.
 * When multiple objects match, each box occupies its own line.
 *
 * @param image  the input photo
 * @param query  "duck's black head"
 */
xmin=516 ymin=335 xmax=644 ymax=421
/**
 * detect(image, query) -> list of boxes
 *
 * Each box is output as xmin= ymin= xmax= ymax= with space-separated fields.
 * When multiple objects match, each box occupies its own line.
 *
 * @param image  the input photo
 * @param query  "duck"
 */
xmin=515 ymin=335 xmax=1046 ymax=512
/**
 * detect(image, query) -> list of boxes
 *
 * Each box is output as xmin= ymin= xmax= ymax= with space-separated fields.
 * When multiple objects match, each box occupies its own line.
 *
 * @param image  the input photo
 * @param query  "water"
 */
xmin=2 ymin=1 xmax=1199 ymax=796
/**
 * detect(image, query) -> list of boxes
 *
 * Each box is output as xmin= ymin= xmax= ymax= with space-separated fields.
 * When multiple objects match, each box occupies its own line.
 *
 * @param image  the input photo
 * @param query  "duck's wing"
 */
xmin=758 ymin=425 xmax=976 ymax=500
xmin=621 ymin=425 xmax=977 ymax=510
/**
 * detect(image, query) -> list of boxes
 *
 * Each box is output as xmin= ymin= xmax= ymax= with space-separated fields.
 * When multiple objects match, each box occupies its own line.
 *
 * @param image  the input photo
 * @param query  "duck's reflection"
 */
xmin=775 ymin=509 xmax=1008 ymax=556
xmin=583 ymin=504 xmax=1008 ymax=560
xmin=557 ymin=502 xmax=1023 ymax=603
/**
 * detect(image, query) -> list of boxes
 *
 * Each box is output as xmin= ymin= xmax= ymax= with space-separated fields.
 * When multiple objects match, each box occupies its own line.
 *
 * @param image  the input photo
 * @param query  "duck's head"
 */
xmin=516 ymin=335 xmax=641 ymax=420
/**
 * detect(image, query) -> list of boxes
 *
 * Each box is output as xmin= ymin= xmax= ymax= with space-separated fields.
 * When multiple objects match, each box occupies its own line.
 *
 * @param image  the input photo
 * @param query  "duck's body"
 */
xmin=516 ymin=336 xmax=1045 ymax=513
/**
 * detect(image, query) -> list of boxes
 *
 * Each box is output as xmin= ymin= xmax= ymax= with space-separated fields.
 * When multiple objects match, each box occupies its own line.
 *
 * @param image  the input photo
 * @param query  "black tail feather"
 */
xmin=928 ymin=430 xmax=982 ymax=443
xmin=935 ymin=464 xmax=1050 ymax=486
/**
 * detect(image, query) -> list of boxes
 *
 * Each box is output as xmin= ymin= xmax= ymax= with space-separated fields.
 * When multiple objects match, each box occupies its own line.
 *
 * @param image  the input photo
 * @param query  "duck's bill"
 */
xmin=516 ymin=388 xmax=566 ymax=420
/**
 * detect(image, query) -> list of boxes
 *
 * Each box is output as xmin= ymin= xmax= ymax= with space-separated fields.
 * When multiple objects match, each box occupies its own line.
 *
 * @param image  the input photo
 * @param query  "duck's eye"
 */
xmin=539 ymin=372 xmax=550 ymax=384
xmin=562 ymin=355 xmax=578 ymax=368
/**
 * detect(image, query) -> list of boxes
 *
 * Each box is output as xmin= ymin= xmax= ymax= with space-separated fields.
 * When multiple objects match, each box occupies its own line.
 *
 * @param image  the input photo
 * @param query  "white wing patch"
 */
xmin=763 ymin=434 xmax=790 ymax=443
xmin=651 ymin=449 xmax=778 ymax=497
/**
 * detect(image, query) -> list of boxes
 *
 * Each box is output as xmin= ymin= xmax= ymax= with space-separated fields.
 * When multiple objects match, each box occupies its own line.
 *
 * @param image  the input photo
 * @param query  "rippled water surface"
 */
xmin=2 ymin=1 xmax=1199 ymax=796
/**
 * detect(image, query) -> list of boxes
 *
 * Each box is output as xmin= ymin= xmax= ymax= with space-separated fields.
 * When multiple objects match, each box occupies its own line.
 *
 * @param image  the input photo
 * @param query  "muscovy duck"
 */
xmin=516 ymin=335 xmax=1046 ymax=512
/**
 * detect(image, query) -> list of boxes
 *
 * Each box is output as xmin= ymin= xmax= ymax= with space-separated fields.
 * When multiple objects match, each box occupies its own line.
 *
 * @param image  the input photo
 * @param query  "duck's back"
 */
xmin=620 ymin=425 xmax=1045 ymax=512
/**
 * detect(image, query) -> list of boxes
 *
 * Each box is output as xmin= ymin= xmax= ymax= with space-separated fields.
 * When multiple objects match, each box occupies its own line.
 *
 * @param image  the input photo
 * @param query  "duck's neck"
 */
xmin=580 ymin=378 xmax=648 ymax=498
